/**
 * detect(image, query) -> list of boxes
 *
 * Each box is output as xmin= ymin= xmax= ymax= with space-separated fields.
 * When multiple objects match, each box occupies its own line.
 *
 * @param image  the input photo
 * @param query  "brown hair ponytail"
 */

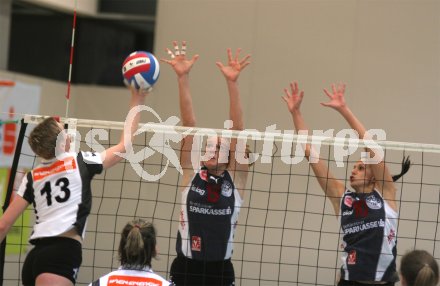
xmin=118 ymin=219 xmax=157 ymax=269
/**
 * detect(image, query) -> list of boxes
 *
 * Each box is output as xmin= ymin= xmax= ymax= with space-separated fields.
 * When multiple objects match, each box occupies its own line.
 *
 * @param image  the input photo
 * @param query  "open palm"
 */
xmin=321 ymin=83 xmax=346 ymax=110
xmin=282 ymin=81 xmax=304 ymax=114
xmin=216 ymin=48 xmax=251 ymax=82
xmin=161 ymin=41 xmax=199 ymax=77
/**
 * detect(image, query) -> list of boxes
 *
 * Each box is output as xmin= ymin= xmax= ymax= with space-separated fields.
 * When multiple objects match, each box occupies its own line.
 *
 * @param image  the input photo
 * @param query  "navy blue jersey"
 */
xmin=177 ymin=168 xmax=242 ymax=261
xmin=340 ymin=189 xmax=398 ymax=282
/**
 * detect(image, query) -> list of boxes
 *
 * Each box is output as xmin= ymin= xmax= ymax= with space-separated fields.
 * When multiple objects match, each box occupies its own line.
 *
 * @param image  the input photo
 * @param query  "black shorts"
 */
xmin=22 ymin=237 xmax=82 ymax=285
xmin=170 ymin=255 xmax=235 ymax=286
xmin=338 ymin=280 xmax=395 ymax=286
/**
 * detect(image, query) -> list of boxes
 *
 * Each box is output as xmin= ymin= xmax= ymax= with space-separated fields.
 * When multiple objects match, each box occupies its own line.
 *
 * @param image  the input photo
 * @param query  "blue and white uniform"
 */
xmin=176 ymin=168 xmax=242 ymax=261
xmin=339 ymin=189 xmax=398 ymax=282
xmin=17 ymin=151 xmax=103 ymax=242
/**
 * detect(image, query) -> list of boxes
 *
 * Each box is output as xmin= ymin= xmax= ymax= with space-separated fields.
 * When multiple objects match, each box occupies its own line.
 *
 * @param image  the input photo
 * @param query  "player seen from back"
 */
xmin=89 ymin=219 xmax=172 ymax=286
xmin=0 ymin=87 xmax=148 ymax=286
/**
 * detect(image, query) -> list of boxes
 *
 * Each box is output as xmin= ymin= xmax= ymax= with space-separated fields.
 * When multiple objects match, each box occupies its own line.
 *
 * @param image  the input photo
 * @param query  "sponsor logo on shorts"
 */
xmin=72 ymin=268 xmax=79 ymax=280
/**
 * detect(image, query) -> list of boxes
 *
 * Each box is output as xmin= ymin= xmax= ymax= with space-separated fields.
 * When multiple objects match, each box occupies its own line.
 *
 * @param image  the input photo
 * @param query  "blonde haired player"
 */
xmin=0 ymin=87 xmax=148 ymax=286
xmin=162 ymin=41 xmax=251 ymax=286
xmin=89 ymin=219 xmax=172 ymax=286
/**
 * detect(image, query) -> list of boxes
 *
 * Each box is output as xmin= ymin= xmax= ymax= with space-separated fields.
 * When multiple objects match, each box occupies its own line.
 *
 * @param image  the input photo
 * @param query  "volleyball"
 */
xmin=122 ymin=51 xmax=160 ymax=90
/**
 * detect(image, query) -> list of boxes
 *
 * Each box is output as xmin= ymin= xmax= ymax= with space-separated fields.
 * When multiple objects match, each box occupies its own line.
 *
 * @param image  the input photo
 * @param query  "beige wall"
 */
xmin=3 ymin=0 xmax=439 ymax=144
xmin=2 ymin=0 xmax=440 ymax=285
xmin=155 ymin=0 xmax=440 ymax=145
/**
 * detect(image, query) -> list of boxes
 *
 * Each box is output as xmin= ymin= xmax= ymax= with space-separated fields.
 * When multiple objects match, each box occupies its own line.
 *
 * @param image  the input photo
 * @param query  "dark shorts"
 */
xmin=338 ymin=280 xmax=395 ymax=286
xmin=22 ymin=237 xmax=82 ymax=285
xmin=170 ymin=255 xmax=235 ymax=286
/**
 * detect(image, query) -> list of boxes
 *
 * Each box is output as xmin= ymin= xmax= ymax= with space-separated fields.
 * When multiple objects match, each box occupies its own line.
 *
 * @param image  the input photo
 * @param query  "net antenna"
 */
xmin=0 ymin=80 xmax=18 ymax=125
xmin=65 ymin=0 xmax=78 ymax=118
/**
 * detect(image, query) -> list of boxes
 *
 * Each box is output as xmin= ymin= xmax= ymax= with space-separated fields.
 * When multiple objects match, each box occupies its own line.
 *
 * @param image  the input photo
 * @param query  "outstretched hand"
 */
xmin=216 ymin=48 xmax=251 ymax=82
xmin=282 ymin=81 xmax=304 ymax=114
xmin=161 ymin=40 xmax=199 ymax=77
xmin=321 ymin=83 xmax=346 ymax=110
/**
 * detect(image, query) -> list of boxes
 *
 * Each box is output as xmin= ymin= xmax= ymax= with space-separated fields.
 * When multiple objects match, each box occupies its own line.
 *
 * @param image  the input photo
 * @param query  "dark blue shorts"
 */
xmin=22 ymin=237 xmax=82 ymax=285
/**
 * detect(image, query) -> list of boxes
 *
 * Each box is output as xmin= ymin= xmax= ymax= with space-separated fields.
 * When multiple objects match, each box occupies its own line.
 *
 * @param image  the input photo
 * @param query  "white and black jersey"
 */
xmin=17 ymin=151 xmax=103 ymax=243
xmin=339 ymin=189 xmax=398 ymax=282
xmin=177 ymin=168 xmax=242 ymax=261
xmin=89 ymin=267 xmax=172 ymax=286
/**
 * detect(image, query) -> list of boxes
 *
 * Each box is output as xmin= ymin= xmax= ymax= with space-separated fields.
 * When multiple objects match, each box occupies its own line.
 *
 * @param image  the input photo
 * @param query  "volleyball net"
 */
xmin=1 ymin=115 xmax=440 ymax=286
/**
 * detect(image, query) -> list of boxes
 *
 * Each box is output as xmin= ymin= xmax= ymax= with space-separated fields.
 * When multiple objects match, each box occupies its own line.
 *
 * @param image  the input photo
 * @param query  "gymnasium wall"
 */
xmin=2 ymin=0 xmax=439 ymax=144
xmin=154 ymin=0 xmax=440 ymax=145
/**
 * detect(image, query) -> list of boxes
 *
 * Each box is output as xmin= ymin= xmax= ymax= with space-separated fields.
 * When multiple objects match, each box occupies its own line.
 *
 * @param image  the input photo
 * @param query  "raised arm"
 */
xmin=161 ymin=41 xmax=199 ymax=178
xmin=321 ymin=83 xmax=396 ymax=207
xmin=216 ymin=48 xmax=251 ymax=196
xmin=282 ymin=81 xmax=344 ymax=215
xmin=216 ymin=48 xmax=250 ymax=130
xmin=101 ymin=87 xmax=148 ymax=170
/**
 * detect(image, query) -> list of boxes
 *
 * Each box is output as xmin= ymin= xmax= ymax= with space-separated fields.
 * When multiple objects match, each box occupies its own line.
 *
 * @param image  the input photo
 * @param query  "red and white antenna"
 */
xmin=65 ymin=0 xmax=77 ymax=118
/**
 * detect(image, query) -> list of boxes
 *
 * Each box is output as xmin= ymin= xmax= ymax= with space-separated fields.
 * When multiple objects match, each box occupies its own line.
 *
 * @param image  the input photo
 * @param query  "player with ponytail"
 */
xmin=89 ymin=219 xmax=172 ymax=286
xmin=400 ymin=249 xmax=439 ymax=286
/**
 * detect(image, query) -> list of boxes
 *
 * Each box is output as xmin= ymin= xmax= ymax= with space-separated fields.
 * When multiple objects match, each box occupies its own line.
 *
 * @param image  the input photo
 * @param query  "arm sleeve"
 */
xmin=78 ymin=151 xmax=103 ymax=176
xmin=16 ymin=172 xmax=35 ymax=204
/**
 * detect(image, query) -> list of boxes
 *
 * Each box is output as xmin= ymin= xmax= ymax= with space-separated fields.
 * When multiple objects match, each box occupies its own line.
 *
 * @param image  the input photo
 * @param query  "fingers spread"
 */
xmin=166 ymin=48 xmax=175 ymax=59
xmin=215 ymin=61 xmax=224 ymax=69
xmin=239 ymin=55 xmax=251 ymax=69
xmin=227 ymin=48 xmax=233 ymax=62
xmin=160 ymin=58 xmax=172 ymax=64
xmin=191 ymin=54 xmax=200 ymax=63
xmin=235 ymin=48 xmax=241 ymax=62
xmin=323 ymin=88 xmax=332 ymax=98
xmin=181 ymin=41 xmax=187 ymax=55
